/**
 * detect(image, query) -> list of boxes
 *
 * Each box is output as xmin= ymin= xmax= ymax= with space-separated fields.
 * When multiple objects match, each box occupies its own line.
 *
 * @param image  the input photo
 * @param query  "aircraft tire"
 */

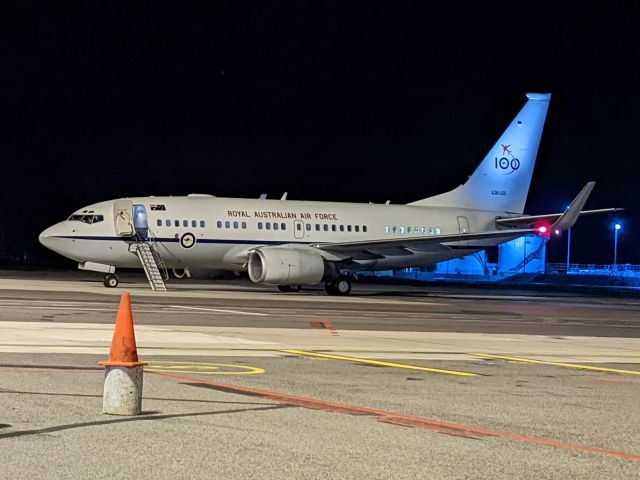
xmin=334 ymin=275 xmax=352 ymax=296
xmin=277 ymin=285 xmax=301 ymax=293
xmin=104 ymin=274 xmax=119 ymax=288
xmin=324 ymin=280 xmax=336 ymax=295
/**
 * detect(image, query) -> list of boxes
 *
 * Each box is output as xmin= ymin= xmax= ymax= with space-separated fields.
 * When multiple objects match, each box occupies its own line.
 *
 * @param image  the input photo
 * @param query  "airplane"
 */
xmin=39 ymin=93 xmax=618 ymax=295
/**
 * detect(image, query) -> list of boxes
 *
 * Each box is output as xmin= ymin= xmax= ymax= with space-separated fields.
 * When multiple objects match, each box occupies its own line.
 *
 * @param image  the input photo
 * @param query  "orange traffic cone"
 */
xmin=99 ymin=292 xmax=146 ymax=368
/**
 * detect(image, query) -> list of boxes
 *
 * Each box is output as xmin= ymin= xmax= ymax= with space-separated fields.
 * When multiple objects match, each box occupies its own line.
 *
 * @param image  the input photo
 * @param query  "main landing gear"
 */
xmin=324 ymin=274 xmax=352 ymax=296
xmin=104 ymin=274 xmax=119 ymax=288
xmin=277 ymin=285 xmax=302 ymax=293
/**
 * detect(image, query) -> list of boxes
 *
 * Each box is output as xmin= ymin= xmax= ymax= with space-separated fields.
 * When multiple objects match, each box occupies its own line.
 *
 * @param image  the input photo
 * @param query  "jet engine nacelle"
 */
xmin=248 ymin=248 xmax=326 ymax=285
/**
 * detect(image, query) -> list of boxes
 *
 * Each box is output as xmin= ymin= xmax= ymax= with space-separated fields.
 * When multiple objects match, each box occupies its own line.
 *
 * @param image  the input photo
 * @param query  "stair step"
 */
xmin=136 ymin=242 xmax=167 ymax=292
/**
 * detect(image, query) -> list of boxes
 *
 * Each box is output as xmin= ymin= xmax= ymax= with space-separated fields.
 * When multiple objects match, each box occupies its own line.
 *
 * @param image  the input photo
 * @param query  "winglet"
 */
xmin=551 ymin=182 xmax=596 ymax=231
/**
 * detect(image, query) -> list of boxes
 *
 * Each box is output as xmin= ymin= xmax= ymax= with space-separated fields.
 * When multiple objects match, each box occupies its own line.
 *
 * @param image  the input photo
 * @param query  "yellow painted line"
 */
xmin=474 ymin=353 xmax=640 ymax=376
xmin=145 ymin=361 xmax=264 ymax=375
xmin=282 ymin=350 xmax=477 ymax=377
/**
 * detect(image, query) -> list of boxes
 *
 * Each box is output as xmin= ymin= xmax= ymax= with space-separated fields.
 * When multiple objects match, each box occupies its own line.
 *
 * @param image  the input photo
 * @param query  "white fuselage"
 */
xmin=39 ymin=195 xmax=502 ymax=272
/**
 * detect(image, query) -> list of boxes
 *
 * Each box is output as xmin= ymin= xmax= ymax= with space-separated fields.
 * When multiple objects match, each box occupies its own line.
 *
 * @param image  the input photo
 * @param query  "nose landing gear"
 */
xmin=104 ymin=274 xmax=119 ymax=288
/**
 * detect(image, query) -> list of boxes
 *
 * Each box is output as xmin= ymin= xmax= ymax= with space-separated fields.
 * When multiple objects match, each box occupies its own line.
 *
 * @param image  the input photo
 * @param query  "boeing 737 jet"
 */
xmin=39 ymin=93 xmax=616 ymax=295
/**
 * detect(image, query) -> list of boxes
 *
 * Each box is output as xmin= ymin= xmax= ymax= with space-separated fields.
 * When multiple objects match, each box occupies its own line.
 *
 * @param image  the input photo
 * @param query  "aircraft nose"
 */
xmin=39 ymin=226 xmax=54 ymax=248
xmin=39 ymin=223 xmax=66 ymax=251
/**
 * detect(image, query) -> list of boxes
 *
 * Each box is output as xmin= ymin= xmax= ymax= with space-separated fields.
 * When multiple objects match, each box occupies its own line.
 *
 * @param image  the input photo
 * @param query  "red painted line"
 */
xmin=323 ymin=319 xmax=339 ymax=336
xmin=309 ymin=319 xmax=339 ymax=336
xmin=149 ymin=371 xmax=640 ymax=461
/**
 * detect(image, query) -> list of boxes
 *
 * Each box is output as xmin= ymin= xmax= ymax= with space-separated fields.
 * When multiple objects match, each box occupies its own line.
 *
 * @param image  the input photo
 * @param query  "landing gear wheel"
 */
xmin=325 ymin=275 xmax=352 ymax=296
xmin=277 ymin=285 xmax=302 ymax=293
xmin=324 ymin=280 xmax=336 ymax=295
xmin=334 ymin=275 xmax=352 ymax=296
xmin=104 ymin=274 xmax=119 ymax=288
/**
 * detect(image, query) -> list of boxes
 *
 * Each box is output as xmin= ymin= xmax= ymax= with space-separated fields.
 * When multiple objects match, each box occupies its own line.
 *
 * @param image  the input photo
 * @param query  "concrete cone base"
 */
xmin=102 ymin=366 xmax=144 ymax=415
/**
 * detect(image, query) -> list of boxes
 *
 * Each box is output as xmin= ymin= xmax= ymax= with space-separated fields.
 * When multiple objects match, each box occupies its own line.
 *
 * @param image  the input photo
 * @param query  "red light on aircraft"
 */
xmin=536 ymin=225 xmax=551 ymax=236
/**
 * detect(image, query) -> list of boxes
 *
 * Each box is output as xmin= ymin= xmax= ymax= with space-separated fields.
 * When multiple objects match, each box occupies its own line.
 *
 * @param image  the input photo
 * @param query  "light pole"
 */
xmin=613 ymin=223 xmax=621 ymax=269
xmin=566 ymin=227 xmax=571 ymax=272
xmin=564 ymin=205 xmax=571 ymax=273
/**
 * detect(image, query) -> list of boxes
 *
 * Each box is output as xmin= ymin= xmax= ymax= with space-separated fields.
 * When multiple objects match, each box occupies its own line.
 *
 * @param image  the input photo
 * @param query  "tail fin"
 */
xmin=409 ymin=93 xmax=551 ymax=214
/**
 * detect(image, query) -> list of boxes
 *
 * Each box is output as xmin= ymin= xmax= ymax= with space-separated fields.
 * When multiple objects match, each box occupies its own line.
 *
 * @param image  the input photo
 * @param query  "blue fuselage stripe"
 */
xmin=57 ymin=236 xmax=310 ymax=245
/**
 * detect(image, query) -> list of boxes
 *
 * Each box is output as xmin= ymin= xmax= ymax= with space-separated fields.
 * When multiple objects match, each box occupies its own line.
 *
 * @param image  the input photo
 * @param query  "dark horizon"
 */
xmin=3 ymin=1 xmax=639 ymax=267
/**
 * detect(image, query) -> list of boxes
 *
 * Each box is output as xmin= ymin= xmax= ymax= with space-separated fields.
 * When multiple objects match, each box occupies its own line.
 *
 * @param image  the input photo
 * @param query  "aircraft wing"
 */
xmin=312 ymin=182 xmax=596 ymax=260
xmin=312 ymin=228 xmax=538 ymax=259
xmin=495 ymin=182 xmax=622 ymax=229
xmin=495 ymin=208 xmax=622 ymax=228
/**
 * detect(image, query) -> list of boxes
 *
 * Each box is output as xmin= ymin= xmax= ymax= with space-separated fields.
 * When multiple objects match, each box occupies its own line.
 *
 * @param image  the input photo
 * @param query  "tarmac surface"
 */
xmin=0 ymin=271 xmax=639 ymax=479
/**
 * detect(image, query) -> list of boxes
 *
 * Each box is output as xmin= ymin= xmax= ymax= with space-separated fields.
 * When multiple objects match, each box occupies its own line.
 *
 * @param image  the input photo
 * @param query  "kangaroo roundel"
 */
xmin=180 ymin=232 xmax=196 ymax=249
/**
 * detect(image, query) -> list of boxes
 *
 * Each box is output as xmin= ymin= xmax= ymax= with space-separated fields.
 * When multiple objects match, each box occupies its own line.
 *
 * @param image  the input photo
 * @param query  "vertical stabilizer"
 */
xmin=409 ymin=93 xmax=551 ymax=213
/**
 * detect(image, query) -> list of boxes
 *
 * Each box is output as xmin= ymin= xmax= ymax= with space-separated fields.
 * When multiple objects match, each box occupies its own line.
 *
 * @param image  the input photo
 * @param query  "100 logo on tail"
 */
xmin=495 ymin=144 xmax=520 ymax=175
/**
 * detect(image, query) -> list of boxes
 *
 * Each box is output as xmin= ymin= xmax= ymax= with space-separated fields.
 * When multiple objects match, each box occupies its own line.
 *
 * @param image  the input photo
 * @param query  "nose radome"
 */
xmin=39 ymin=227 xmax=53 ymax=248
xmin=39 ymin=224 xmax=64 ymax=249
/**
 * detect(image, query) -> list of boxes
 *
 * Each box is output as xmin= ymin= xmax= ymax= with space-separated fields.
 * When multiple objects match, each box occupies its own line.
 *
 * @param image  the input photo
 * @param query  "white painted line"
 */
xmin=168 ymin=305 xmax=268 ymax=316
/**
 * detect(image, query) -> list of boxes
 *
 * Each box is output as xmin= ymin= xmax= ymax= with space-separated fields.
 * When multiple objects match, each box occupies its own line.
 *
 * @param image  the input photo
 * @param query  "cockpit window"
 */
xmin=68 ymin=214 xmax=104 ymax=224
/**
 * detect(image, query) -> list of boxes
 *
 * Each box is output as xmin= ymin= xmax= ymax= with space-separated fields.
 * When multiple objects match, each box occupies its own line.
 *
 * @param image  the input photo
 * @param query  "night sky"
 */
xmin=3 ymin=1 xmax=639 ymax=266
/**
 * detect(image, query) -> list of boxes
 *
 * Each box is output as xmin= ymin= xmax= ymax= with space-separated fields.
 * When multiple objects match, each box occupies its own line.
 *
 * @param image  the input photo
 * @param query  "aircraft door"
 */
xmin=113 ymin=200 xmax=134 ymax=236
xmin=457 ymin=216 xmax=469 ymax=234
xmin=133 ymin=204 xmax=149 ymax=240
xmin=294 ymin=220 xmax=304 ymax=239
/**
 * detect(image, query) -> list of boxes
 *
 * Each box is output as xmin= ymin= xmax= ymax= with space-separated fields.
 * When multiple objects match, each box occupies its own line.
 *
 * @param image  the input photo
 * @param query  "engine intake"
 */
xmin=248 ymin=248 xmax=326 ymax=285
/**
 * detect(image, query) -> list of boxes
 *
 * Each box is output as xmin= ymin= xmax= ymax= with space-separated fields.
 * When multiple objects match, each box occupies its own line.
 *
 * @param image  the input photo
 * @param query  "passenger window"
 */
xmin=399 ymin=227 xmax=405 ymax=234
xmin=296 ymin=223 xmax=302 ymax=231
xmin=166 ymin=219 xmax=171 ymax=227
xmin=323 ymin=224 xmax=328 ymax=232
xmin=258 ymin=222 xmax=263 ymax=230
xmin=200 ymin=220 xmax=205 ymax=228
xmin=392 ymin=226 xmax=397 ymax=233
xmin=266 ymin=222 xmax=271 ymax=230
xmin=181 ymin=220 xmax=187 ymax=228
xmin=232 ymin=221 xmax=237 ymax=229
xmin=217 ymin=221 xmax=222 ymax=228
xmin=281 ymin=223 xmax=286 ymax=230
xmin=273 ymin=223 xmax=279 ymax=230
xmin=407 ymin=227 xmax=413 ymax=234
xmin=242 ymin=222 xmax=247 ymax=229
xmin=315 ymin=224 xmax=320 ymax=231
xmin=332 ymin=224 xmax=337 ymax=232
xmin=363 ymin=225 xmax=367 ymax=233
xmin=157 ymin=219 xmax=162 ymax=227
xmin=436 ymin=227 xmax=441 ymax=235
xmin=384 ymin=226 xmax=390 ymax=233
xmin=355 ymin=225 xmax=360 ymax=232
xmin=225 ymin=221 xmax=230 ymax=228
xmin=347 ymin=225 xmax=352 ymax=232
xmin=306 ymin=223 xmax=311 ymax=231
xmin=340 ymin=225 xmax=344 ymax=232
xmin=175 ymin=220 xmax=180 ymax=227
xmin=421 ymin=227 xmax=427 ymax=235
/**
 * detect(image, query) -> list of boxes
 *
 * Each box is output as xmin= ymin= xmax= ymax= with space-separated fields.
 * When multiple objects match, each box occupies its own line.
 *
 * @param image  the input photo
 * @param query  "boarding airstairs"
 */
xmin=134 ymin=241 xmax=168 ymax=292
